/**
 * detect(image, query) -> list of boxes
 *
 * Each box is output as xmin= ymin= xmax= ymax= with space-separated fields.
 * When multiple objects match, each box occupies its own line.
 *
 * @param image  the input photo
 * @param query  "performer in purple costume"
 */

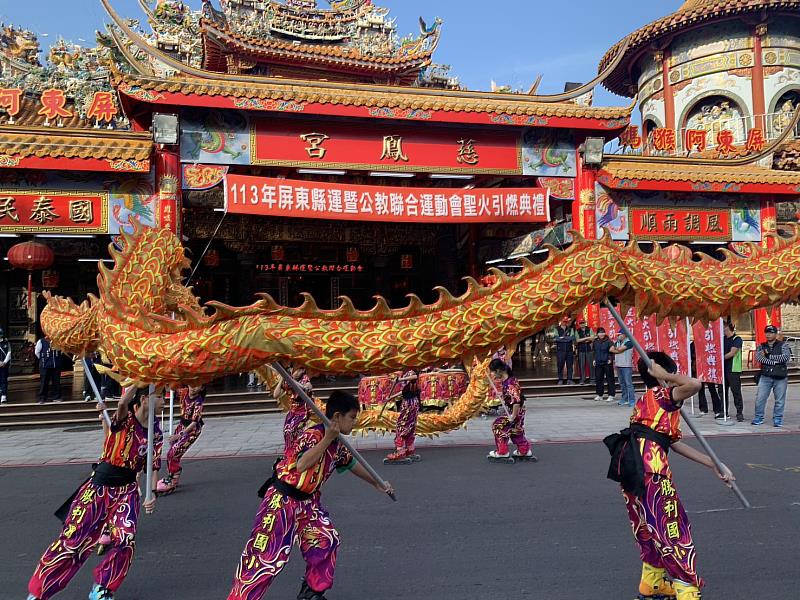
xmin=228 ymin=391 xmax=392 ymax=600
xmin=27 ymin=387 xmax=163 ymax=600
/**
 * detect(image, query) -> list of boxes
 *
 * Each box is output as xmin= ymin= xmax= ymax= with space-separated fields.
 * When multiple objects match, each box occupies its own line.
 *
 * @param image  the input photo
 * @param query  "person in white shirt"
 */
xmin=610 ymin=332 xmax=635 ymax=407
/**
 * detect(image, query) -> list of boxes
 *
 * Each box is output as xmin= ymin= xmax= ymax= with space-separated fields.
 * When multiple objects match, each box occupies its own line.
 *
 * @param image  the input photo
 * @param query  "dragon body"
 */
xmin=41 ymin=224 xmax=800 ymax=433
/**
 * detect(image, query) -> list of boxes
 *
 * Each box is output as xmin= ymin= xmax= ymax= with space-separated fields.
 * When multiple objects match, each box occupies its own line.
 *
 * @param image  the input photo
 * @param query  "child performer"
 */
xmin=384 ymin=370 xmax=420 ymax=464
xmin=228 ymin=391 xmax=392 ymax=600
xmin=487 ymin=358 xmax=536 ymax=462
xmin=27 ymin=387 xmax=164 ymax=600
xmin=607 ymin=353 xmax=734 ymax=600
xmin=156 ymin=384 xmax=206 ymax=495
xmin=274 ymin=366 xmax=315 ymax=452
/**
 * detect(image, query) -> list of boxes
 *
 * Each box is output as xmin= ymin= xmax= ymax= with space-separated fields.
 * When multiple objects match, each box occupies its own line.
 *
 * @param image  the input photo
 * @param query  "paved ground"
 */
xmin=1 ymin=436 xmax=798 ymax=600
xmin=1 ymin=386 xmax=798 ymax=467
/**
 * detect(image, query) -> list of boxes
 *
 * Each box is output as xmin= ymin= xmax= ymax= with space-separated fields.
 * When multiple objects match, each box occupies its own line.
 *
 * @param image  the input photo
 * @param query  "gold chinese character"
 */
xmin=253 ymin=532 xmax=269 ymax=552
xmin=300 ymin=132 xmax=330 ymax=159
xmin=663 ymin=213 xmax=678 ymax=232
xmin=68 ymin=199 xmax=93 ymax=224
xmin=380 ymin=135 xmax=408 ymax=162
xmin=80 ymin=487 xmax=96 ymax=504
xmin=261 ymin=513 xmax=277 ymax=532
xmin=666 ymin=521 xmax=681 ymax=540
xmin=268 ymin=493 xmax=283 ymax=510
xmin=640 ymin=212 xmax=657 ymax=232
xmin=30 ymin=196 xmax=58 ymax=224
xmin=683 ymin=213 xmax=700 ymax=232
xmin=664 ymin=499 xmax=678 ymax=519
xmin=456 ymin=138 xmax=479 ymax=165
xmin=660 ymin=478 xmax=675 ymax=497
xmin=71 ymin=505 xmax=87 ymax=524
xmin=707 ymin=214 xmax=724 ymax=233
xmin=64 ymin=524 xmax=77 ymax=538
xmin=0 ymin=196 xmax=19 ymax=222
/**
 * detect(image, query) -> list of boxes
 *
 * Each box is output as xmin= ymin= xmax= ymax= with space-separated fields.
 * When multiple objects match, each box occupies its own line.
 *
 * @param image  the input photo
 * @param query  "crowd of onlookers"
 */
xmin=540 ymin=318 xmax=792 ymax=427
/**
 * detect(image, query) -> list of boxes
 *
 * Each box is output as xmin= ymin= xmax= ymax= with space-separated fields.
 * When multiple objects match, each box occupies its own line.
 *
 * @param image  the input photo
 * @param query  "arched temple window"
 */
xmin=682 ymin=95 xmax=747 ymax=147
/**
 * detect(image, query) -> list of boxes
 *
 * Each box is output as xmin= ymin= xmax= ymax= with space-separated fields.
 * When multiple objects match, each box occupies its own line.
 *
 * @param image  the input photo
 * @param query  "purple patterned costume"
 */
xmin=228 ymin=424 xmax=354 ymax=600
xmin=28 ymin=412 xmax=162 ymax=599
xmin=394 ymin=370 xmax=420 ymax=452
xmin=491 ymin=376 xmax=531 ymax=455
xmin=166 ymin=387 xmax=205 ymax=475
xmin=282 ymin=374 xmax=314 ymax=451
xmin=622 ymin=386 xmax=703 ymax=588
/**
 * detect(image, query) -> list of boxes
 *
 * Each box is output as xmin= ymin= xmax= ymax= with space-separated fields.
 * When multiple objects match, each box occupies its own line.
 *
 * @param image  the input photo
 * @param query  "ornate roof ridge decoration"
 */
xmin=0 ymin=125 xmax=152 ymax=161
xmin=599 ymin=0 xmax=800 ymax=97
xmin=114 ymin=72 xmax=635 ymax=120
xmin=200 ymin=19 xmax=434 ymax=67
xmin=610 ymin=105 xmax=800 ymax=167
xmin=599 ymin=159 xmax=800 ymax=186
xmin=103 ymin=0 xmax=629 ymax=103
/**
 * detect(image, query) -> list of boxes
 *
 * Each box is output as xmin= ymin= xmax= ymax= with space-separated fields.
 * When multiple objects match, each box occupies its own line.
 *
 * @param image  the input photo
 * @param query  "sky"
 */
xmin=0 ymin=0 xmax=685 ymax=106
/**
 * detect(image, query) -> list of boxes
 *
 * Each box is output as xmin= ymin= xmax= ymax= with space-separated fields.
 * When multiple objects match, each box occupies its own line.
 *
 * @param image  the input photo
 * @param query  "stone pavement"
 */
xmin=1 ymin=386 xmax=797 ymax=467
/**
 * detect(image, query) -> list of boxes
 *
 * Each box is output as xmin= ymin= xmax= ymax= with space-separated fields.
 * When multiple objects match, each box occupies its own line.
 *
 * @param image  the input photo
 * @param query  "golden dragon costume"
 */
xmin=41 ymin=223 xmax=800 ymax=433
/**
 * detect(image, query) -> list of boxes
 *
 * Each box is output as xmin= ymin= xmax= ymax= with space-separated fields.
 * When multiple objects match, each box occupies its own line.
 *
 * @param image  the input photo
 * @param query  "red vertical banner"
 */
xmin=598 ymin=306 xmax=637 ymax=340
xmin=656 ymin=319 xmax=690 ymax=376
xmin=155 ymin=143 xmax=181 ymax=235
xmin=636 ymin=315 xmax=658 ymax=353
xmin=692 ymin=319 xmax=725 ymax=384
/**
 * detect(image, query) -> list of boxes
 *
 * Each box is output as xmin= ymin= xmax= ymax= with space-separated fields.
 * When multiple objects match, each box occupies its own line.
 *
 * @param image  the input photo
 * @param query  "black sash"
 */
xmin=604 ymin=423 xmax=672 ymax=498
xmin=53 ymin=462 xmax=135 ymax=522
xmin=181 ymin=417 xmax=204 ymax=427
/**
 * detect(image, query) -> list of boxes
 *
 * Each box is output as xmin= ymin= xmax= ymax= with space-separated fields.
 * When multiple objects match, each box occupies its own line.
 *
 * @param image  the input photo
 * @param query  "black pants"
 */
xmin=556 ymin=350 xmax=574 ymax=382
xmin=0 ymin=365 xmax=8 ymax=397
xmin=38 ymin=367 xmax=62 ymax=402
xmin=698 ymin=382 xmax=722 ymax=415
xmin=595 ymin=363 xmax=615 ymax=397
xmin=724 ymin=370 xmax=744 ymax=417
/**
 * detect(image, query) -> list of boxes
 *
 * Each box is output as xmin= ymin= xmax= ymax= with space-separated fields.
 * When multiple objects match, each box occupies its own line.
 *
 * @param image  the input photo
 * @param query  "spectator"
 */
xmin=34 ymin=336 xmax=63 ymax=404
xmin=610 ymin=331 xmax=635 ymax=406
xmin=592 ymin=327 xmax=615 ymax=402
xmin=574 ymin=319 xmax=594 ymax=384
xmin=723 ymin=321 xmax=744 ymax=422
xmin=753 ymin=325 xmax=791 ymax=427
xmin=554 ymin=316 xmax=576 ymax=385
xmin=0 ymin=327 xmax=10 ymax=404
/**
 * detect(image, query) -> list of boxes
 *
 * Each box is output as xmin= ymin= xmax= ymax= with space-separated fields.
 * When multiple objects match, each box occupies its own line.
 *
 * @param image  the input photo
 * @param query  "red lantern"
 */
xmin=400 ymin=254 xmax=413 ymax=270
xmin=346 ymin=247 xmax=359 ymax=263
xmin=7 ymin=240 xmax=55 ymax=306
xmin=271 ymin=245 xmax=285 ymax=261
xmin=203 ymin=249 xmax=220 ymax=268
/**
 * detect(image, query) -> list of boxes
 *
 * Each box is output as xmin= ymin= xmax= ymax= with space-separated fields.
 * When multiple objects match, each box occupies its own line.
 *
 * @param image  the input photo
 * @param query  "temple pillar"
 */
xmin=661 ymin=49 xmax=676 ymax=131
xmin=575 ymin=150 xmax=600 ymax=328
xmin=155 ymin=141 xmax=182 ymax=235
xmin=754 ymin=197 xmax=781 ymax=343
xmin=752 ymin=24 xmax=768 ymax=131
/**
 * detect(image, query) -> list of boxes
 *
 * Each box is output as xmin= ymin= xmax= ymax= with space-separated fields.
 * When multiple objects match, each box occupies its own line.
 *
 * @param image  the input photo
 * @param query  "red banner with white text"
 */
xmin=598 ymin=308 xmax=690 ymax=376
xmin=225 ymin=175 xmax=550 ymax=223
xmin=692 ymin=319 xmax=725 ymax=384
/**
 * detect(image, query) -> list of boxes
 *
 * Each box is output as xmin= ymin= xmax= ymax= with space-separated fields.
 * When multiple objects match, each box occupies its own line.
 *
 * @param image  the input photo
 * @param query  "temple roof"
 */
xmin=598 ymin=157 xmax=800 ymax=193
xmin=114 ymin=72 xmax=634 ymax=124
xmin=599 ymin=0 xmax=800 ymax=97
xmin=0 ymin=126 xmax=152 ymax=170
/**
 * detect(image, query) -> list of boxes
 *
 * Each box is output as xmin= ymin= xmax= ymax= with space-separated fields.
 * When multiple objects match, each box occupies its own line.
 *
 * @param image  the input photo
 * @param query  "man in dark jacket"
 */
xmin=592 ymin=328 xmax=615 ymax=401
xmin=753 ymin=325 xmax=791 ymax=427
xmin=35 ymin=336 xmax=63 ymax=404
xmin=554 ymin=317 xmax=576 ymax=385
